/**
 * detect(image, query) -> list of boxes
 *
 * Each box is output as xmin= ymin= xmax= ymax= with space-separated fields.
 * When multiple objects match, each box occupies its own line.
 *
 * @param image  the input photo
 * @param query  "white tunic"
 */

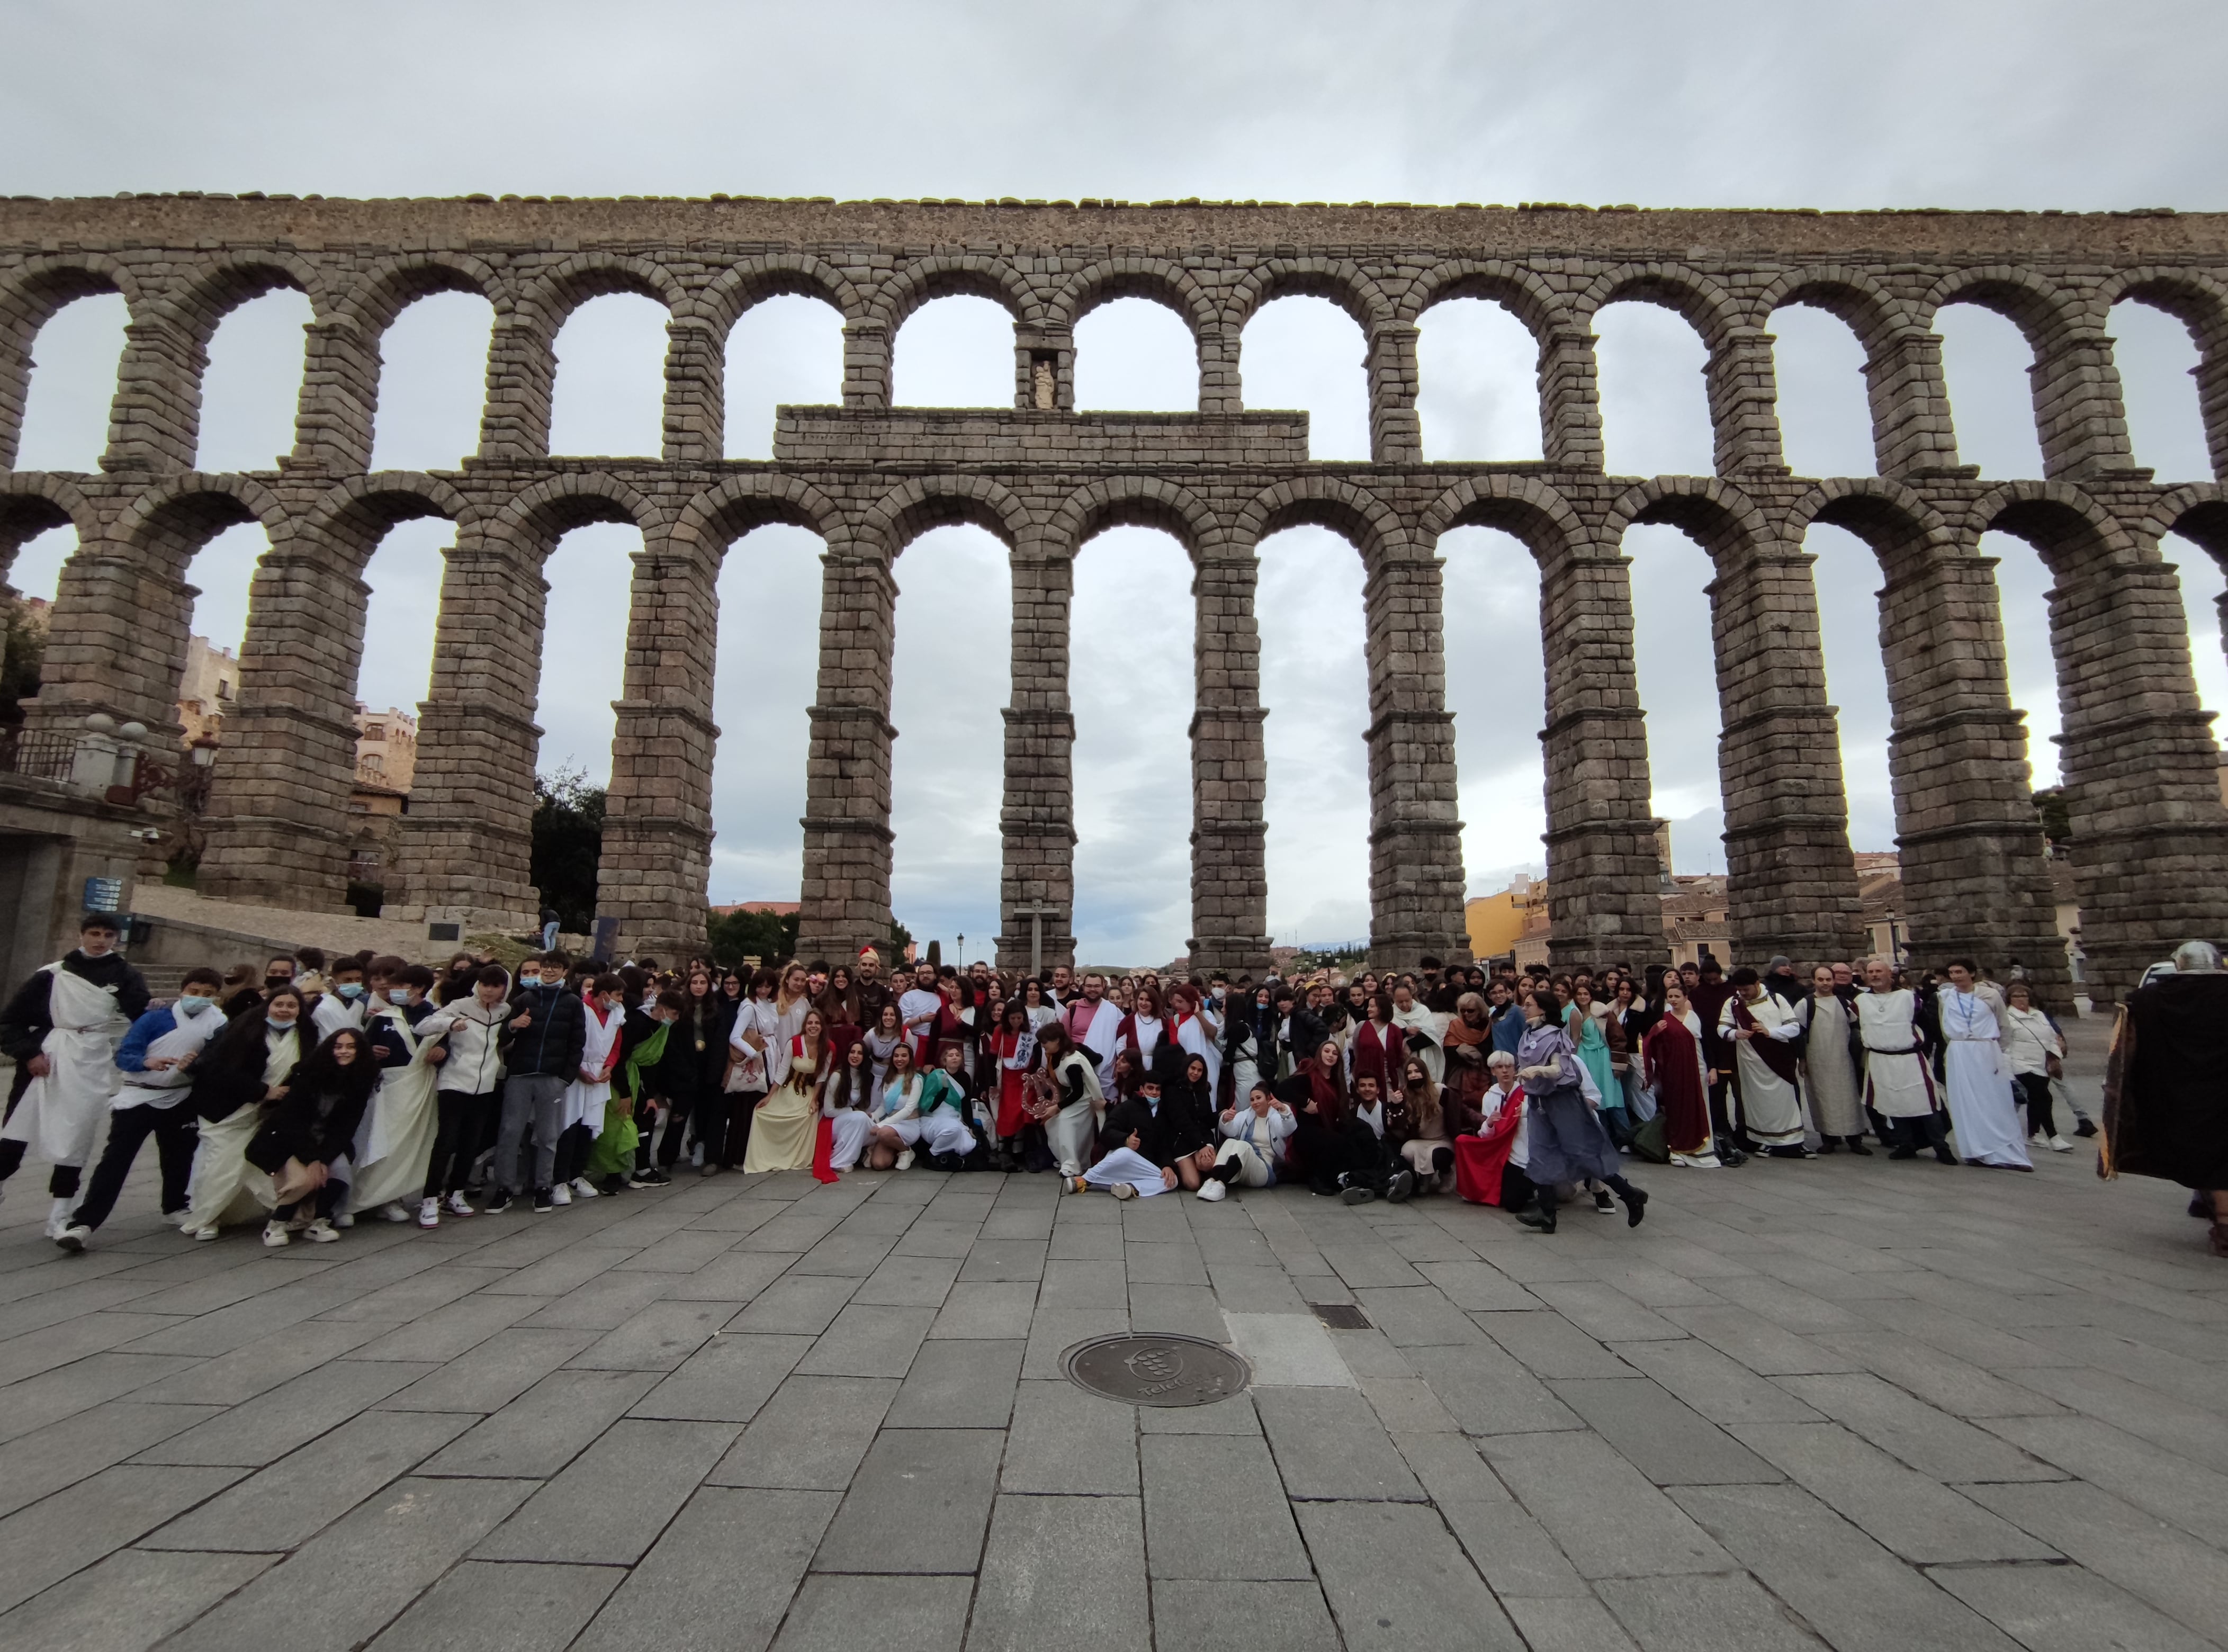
xmin=562 ymin=1002 xmax=622 ymax=1133
xmin=1 ymin=965 xmax=128 ymax=1168
xmin=1937 ymin=988 xmax=2031 ymax=1169
xmin=1856 ymin=990 xmax=1938 ymax=1119
xmin=1719 ymin=990 xmax=1805 ymax=1145
xmin=348 ymin=1004 xmax=443 ymax=1209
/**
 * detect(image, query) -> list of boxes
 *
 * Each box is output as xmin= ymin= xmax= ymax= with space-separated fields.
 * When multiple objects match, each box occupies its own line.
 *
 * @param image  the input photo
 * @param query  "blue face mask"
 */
xmin=267 ymin=1013 xmax=297 ymax=1029
xmin=175 ymin=994 xmax=212 ymax=1016
xmin=338 ymin=982 xmax=364 ymax=1000
xmin=518 ymin=975 xmax=542 ymax=990
xmin=387 ymin=987 xmax=410 ymax=1004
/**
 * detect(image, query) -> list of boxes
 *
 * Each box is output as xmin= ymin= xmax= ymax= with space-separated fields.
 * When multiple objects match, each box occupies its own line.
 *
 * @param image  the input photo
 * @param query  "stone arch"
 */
xmin=1418 ymin=473 xmax=1588 ymax=567
xmin=1048 ymin=259 xmax=1216 ymax=339
xmin=1963 ymin=479 xmax=2136 ymax=570
xmin=1788 ymin=477 xmax=1958 ymax=567
xmin=164 ymin=251 xmax=330 ymax=345
xmin=489 ymin=471 xmax=669 ymax=561
xmin=114 ymin=473 xmax=293 ymax=576
xmin=2141 ymin=483 xmax=2228 ymax=563
xmin=698 ymin=253 xmax=865 ymax=335
xmin=0 ymin=471 xmax=102 ymax=565
xmin=1577 ymin=263 xmax=1740 ymax=349
xmin=516 ymin=252 xmax=685 ymax=334
xmin=1602 ymin=474 xmax=1773 ymax=560
xmin=1234 ymin=475 xmax=1407 ymax=563
xmin=2097 ymin=269 xmax=2228 ymax=482
xmin=1224 ymin=257 xmax=1390 ymax=337
xmin=1919 ymin=264 xmax=2081 ymax=352
xmin=1049 ymin=477 xmax=1226 ymax=561
xmin=861 ymin=474 xmax=1030 ymax=559
xmin=336 ymin=253 xmax=507 ymax=336
xmin=0 ymin=254 xmax=148 ymax=469
xmin=303 ymin=473 xmax=473 ymax=571
xmin=1755 ymin=265 xmax=1915 ymax=353
xmin=869 ymin=254 xmax=1043 ymax=334
xmin=675 ymin=472 xmax=849 ymax=556
xmin=1401 ymin=259 xmax=1565 ymax=339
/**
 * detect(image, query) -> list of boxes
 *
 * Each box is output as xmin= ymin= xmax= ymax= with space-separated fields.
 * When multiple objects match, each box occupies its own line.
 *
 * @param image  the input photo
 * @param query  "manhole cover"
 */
xmin=1062 ymin=1333 xmax=1251 ymax=1407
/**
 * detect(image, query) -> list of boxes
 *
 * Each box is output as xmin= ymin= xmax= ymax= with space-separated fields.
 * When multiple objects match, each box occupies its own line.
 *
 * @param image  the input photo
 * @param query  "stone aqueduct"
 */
xmin=2 ymin=195 xmax=2226 ymax=1000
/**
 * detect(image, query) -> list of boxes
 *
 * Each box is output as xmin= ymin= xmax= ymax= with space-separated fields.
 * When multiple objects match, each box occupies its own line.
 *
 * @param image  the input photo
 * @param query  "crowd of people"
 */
xmin=2 ymin=911 xmax=2220 ymax=1256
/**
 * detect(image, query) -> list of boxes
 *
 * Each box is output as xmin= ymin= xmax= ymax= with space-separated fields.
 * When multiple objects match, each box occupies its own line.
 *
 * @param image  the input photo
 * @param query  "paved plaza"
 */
xmin=2 ymin=1028 xmax=2225 ymax=1652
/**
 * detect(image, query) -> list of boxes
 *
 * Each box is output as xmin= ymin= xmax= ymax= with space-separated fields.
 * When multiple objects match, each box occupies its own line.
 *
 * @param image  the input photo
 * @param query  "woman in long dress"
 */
xmin=349 ymin=965 xmax=444 ymax=1219
xmin=1796 ymin=965 xmax=1870 ymax=1154
xmin=744 ymin=1008 xmax=825 ymax=1172
xmin=1937 ymin=961 xmax=2032 ymax=1170
xmin=1640 ymin=981 xmax=1719 ymax=1168
xmin=1511 ymin=991 xmax=1648 ymax=1233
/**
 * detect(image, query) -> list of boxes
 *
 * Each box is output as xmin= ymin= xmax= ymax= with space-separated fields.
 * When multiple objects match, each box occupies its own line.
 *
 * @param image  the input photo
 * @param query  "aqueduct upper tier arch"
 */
xmin=4 ymin=195 xmax=2225 ymax=1000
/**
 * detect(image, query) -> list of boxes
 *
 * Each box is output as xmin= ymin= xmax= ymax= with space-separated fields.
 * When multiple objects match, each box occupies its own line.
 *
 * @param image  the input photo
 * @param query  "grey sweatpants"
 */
xmin=499 ymin=1074 xmax=569 ymax=1192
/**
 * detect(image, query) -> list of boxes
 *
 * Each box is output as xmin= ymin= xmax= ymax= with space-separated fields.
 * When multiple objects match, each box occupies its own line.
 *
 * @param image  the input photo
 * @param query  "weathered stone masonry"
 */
xmin=1 ymin=195 xmax=2225 ymax=1001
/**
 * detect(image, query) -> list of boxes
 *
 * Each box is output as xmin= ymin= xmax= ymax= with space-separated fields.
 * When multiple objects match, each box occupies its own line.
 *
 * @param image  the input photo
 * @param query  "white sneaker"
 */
xmin=569 ymin=1177 xmax=600 ymax=1199
xmin=446 ymin=1191 xmax=475 ymax=1217
xmin=44 ymin=1198 xmax=73 ymax=1240
xmin=380 ymin=1201 xmax=414 ymax=1224
xmin=188 ymin=1223 xmax=219 ymax=1242
xmin=550 ymin=1183 xmax=572 ymax=1206
xmin=2030 ymin=1131 xmax=2047 ymax=1145
xmin=2049 ymin=1135 xmax=2073 ymax=1153
xmin=302 ymin=1218 xmax=340 ymax=1243
xmin=333 ymin=1211 xmax=354 ymax=1229
xmin=418 ymin=1197 xmax=441 ymax=1228
xmin=895 ymin=1150 xmax=915 ymax=1172
xmin=1110 ymin=1181 xmax=1139 ymax=1201
xmin=691 ymin=1142 xmax=705 ymax=1168
xmin=262 ymin=1221 xmax=291 ymax=1248
xmin=1196 ymin=1179 xmax=1227 ymax=1202
xmin=55 ymin=1223 xmax=92 ymax=1252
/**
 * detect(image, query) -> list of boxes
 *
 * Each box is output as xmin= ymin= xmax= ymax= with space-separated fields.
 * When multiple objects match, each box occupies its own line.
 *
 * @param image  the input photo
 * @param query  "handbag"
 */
xmin=1627 ymin=1111 xmax=1670 ymax=1164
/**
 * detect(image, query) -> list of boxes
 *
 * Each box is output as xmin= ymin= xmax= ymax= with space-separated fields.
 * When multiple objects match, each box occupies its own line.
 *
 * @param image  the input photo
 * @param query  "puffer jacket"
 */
xmin=416 ymin=973 xmax=512 ymax=1094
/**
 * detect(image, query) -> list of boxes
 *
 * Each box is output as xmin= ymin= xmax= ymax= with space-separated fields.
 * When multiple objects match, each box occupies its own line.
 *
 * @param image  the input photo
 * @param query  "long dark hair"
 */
xmin=285 ymin=1027 xmax=381 ymax=1115
xmin=204 ymin=984 xmax=307 ymax=1080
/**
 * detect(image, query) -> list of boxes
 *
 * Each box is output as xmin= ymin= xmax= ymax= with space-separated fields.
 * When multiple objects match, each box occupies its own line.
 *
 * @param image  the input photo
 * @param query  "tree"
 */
xmin=532 ymin=766 xmax=604 ymax=933
xmin=0 ymin=596 xmax=44 ymax=728
xmin=706 ymin=905 xmax=800 ymax=969
xmin=2034 ymin=787 xmax=2072 ymax=849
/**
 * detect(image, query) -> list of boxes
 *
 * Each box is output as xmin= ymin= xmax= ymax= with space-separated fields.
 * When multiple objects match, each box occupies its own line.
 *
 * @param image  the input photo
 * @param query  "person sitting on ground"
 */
xmin=1336 ymin=1071 xmax=1416 ymax=1205
xmin=1280 ymin=1037 xmax=1361 ymax=1197
xmin=819 ymin=1037 xmax=879 ymax=1172
xmin=1395 ymin=1056 xmax=1456 ymax=1194
xmin=865 ymin=1039 xmax=928 ymax=1170
xmin=915 ymin=1040 xmax=983 ymax=1168
xmin=1070 ymin=1074 xmax=1206 ymax=1199
xmin=1207 ymin=1081 xmax=1295 ymax=1196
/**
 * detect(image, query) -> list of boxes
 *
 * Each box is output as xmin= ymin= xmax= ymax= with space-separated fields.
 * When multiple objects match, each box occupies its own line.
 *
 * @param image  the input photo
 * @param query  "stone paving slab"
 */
xmin=6 ymin=1048 xmax=2228 ymax=1651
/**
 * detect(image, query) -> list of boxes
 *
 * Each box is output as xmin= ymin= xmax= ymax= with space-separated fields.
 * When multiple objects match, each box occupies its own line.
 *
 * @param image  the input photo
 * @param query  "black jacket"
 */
xmin=251 ymin=1075 xmax=371 ymax=1169
xmin=189 ymin=1015 xmax=308 ymax=1124
xmin=505 ymin=982 xmax=588 ymax=1080
xmin=651 ymin=995 xmax=732 ymax=1105
xmin=1097 ymin=1094 xmax=1187 ymax=1166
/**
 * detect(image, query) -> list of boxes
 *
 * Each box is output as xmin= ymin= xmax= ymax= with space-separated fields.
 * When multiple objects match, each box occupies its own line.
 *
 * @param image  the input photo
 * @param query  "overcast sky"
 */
xmin=5 ymin=0 xmax=2225 ymax=964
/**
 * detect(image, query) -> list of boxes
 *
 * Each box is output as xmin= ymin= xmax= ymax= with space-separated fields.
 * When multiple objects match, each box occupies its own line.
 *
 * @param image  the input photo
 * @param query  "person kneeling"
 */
xmin=248 ymin=1028 xmax=376 ymax=1246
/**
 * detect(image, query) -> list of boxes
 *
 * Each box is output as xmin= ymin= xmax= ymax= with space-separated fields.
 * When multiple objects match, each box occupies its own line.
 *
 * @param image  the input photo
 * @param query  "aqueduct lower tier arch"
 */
xmin=5 ymin=195 xmax=2227 ymax=1002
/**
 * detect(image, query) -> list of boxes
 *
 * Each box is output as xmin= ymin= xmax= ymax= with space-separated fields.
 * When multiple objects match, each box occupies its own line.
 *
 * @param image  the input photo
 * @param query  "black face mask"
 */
xmin=265 ymin=975 xmax=292 ymax=990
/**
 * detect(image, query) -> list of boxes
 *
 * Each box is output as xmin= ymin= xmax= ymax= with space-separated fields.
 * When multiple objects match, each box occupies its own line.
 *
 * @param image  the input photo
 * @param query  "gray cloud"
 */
xmin=5 ymin=0 xmax=2224 ymax=963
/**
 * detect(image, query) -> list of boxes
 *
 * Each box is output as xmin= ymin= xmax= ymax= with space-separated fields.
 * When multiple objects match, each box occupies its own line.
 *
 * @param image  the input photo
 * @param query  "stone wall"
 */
xmin=1 ymin=196 xmax=2224 ymax=998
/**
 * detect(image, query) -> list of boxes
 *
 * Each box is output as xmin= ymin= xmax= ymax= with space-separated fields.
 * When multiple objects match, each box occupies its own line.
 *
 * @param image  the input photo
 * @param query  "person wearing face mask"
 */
xmin=413 ymin=965 xmax=513 ymax=1221
xmin=311 ymin=956 xmax=372 ymax=1042
xmin=551 ymin=974 xmax=626 ymax=1207
xmin=179 ymin=984 xmax=310 ymax=1239
xmin=225 ymin=954 xmax=294 ymax=1017
xmin=0 ymin=912 xmax=151 ymax=1237
xmin=492 ymin=952 xmax=587 ymax=1212
xmin=51 ymin=967 xmax=227 ymax=1251
xmin=345 ymin=963 xmax=444 ymax=1225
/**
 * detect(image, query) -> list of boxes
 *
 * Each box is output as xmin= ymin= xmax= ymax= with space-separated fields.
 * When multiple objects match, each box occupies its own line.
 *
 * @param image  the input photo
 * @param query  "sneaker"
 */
xmin=1196 ymin=1179 xmax=1228 ymax=1202
xmin=302 ymin=1218 xmax=341 ymax=1243
xmin=532 ymin=1189 xmax=555 ymax=1214
xmin=1340 ymin=1185 xmax=1374 ymax=1205
xmin=1386 ymin=1170 xmax=1415 ymax=1205
xmin=629 ymin=1167 xmax=670 ymax=1188
xmin=188 ymin=1223 xmax=219 ymax=1242
xmin=2074 ymin=1118 xmax=2098 ymax=1138
xmin=485 ymin=1190 xmax=515 ymax=1214
xmin=55 ymin=1223 xmax=92 ymax=1253
xmin=446 ymin=1191 xmax=475 ymax=1217
xmin=2048 ymin=1135 xmax=2073 ymax=1153
xmin=691 ymin=1142 xmax=705 ymax=1168
xmin=379 ymin=1201 xmax=414 ymax=1224
xmin=1064 ymin=1175 xmax=1088 ymax=1195
xmin=569 ymin=1177 xmax=600 ymax=1200
xmin=699 ymin=1161 xmax=720 ymax=1178
xmin=895 ymin=1150 xmax=915 ymax=1172
xmin=262 ymin=1221 xmax=291 ymax=1248
xmin=1110 ymin=1181 xmax=1139 ymax=1201
xmin=333 ymin=1211 xmax=355 ymax=1229
xmin=418 ymin=1197 xmax=441 ymax=1228
xmin=1593 ymin=1188 xmax=1615 ymax=1213
xmin=1621 ymin=1186 xmax=1650 ymax=1228
xmin=550 ymin=1183 xmax=572 ymax=1207
xmin=44 ymin=1198 xmax=73 ymax=1240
